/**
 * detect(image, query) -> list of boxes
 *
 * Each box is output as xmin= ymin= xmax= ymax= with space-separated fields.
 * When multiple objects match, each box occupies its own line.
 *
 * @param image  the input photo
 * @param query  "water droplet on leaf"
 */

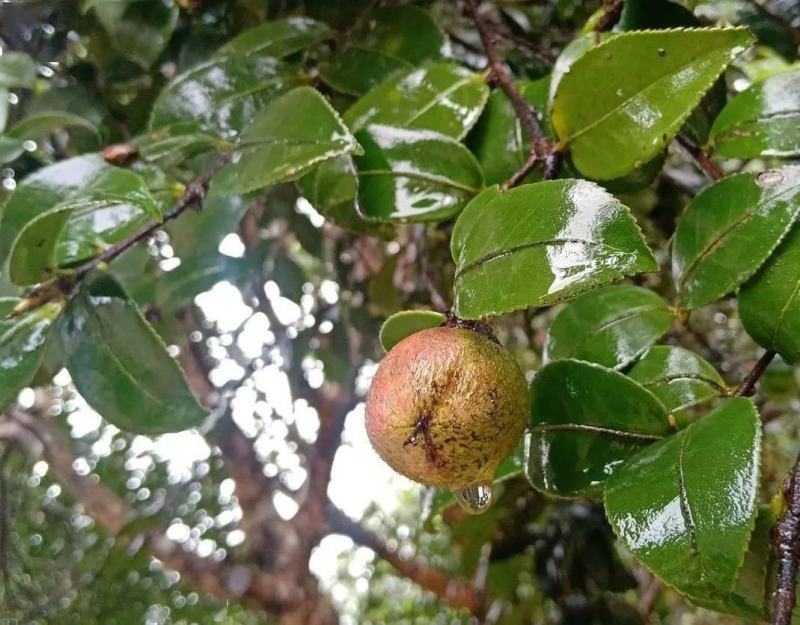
xmin=452 ymin=483 xmax=493 ymax=515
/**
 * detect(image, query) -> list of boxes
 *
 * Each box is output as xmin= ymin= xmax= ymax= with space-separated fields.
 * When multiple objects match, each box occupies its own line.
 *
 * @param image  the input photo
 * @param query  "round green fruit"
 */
xmin=365 ymin=327 xmax=528 ymax=489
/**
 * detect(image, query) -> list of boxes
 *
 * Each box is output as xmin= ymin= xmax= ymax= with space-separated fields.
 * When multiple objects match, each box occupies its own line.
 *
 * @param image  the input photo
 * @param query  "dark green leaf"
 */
xmin=344 ymin=62 xmax=489 ymax=140
xmin=222 ymin=17 xmax=332 ymax=58
xmin=739 ymin=223 xmax=800 ymax=363
xmin=214 ymin=87 xmax=361 ymax=195
xmin=0 ymin=298 xmax=62 ymax=411
xmin=710 ymin=67 xmax=800 ymax=159
xmin=673 ymin=166 xmax=800 ymax=309
xmin=551 ymin=28 xmax=753 ymax=180
xmin=526 ymin=359 xmax=671 ymax=497
xmin=620 ymin=0 xmax=698 ymax=30
xmin=451 ymin=181 xmax=657 ymax=319
xmin=149 ymin=56 xmax=303 ymax=138
xmin=156 ymin=254 xmax=248 ymax=314
xmin=320 ymin=48 xmax=411 ymax=97
xmin=605 ymin=398 xmax=761 ymax=597
xmin=355 ymin=5 xmax=445 ymax=65
xmin=92 ymin=0 xmax=178 ymax=68
xmin=545 ymin=285 xmax=674 ymax=369
xmin=60 ymin=276 xmax=208 ymax=434
xmin=0 ymin=52 xmax=37 ymax=89
xmin=353 ymin=125 xmax=483 ymax=223
xmin=6 ymin=111 xmax=100 ymax=142
xmin=379 ymin=310 xmax=446 ymax=352
xmin=628 ymin=345 xmax=727 ymax=412
xmin=468 ymin=78 xmax=551 ymax=186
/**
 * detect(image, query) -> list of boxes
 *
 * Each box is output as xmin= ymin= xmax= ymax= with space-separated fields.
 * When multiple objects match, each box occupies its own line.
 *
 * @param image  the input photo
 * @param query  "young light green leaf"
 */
xmin=628 ymin=345 xmax=728 ymax=412
xmin=222 ymin=17 xmax=332 ymax=58
xmin=551 ymin=28 xmax=753 ymax=180
xmin=605 ymin=398 xmax=761 ymax=597
xmin=344 ymin=62 xmax=489 ymax=140
xmin=0 ymin=137 xmax=26 ymax=165
xmin=709 ymin=67 xmax=800 ymax=159
xmin=526 ymin=359 xmax=671 ymax=497
xmin=0 ymin=52 xmax=37 ymax=89
xmin=545 ymin=285 xmax=674 ymax=369
xmin=353 ymin=125 xmax=483 ymax=222
xmin=149 ymin=56 xmax=304 ymax=138
xmin=379 ymin=310 xmax=446 ymax=352
xmin=739 ymin=224 xmax=800 ymax=364
xmin=213 ymin=87 xmax=361 ymax=195
xmin=60 ymin=276 xmax=208 ymax=434
xmin=673 ymin=166 xmax=800 ymax=310
xmin=0 ymin=298 xmax=62 ymax=411
xmin=451 ymin=180 xmax=658 ymax=319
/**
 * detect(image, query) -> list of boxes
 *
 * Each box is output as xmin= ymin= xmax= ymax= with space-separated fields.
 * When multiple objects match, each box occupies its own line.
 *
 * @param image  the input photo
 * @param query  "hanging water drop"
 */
xmin=451 ymin=483 xmax=493 ymax=515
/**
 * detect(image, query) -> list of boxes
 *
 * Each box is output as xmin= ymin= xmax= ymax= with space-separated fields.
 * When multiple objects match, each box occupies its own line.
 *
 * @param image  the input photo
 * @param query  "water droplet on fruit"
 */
xmin=452 ymin=483 xmax=493 ymax=514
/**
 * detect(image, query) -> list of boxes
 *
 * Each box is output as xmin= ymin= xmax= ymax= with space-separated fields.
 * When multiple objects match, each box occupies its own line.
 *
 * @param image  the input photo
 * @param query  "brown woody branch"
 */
xmin=734 ymin=350 xmax=776 ymax=397
xmin=464 ymin=0 xmax=560 ymax=186
xmin=327 ymin=505 xmax=482 ymax=615
xmin=676 ymin=134 xmax=724 ymax=181
xmin=596 ymin=0 xmax=624 ymax=32
xmin=772 ymin=451 xmax=800 ymax=625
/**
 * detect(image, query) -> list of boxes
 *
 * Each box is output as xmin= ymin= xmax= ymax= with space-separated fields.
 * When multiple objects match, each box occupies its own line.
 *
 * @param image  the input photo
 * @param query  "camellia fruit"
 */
xmin=365 ymin=326 xmax=528 ymax=511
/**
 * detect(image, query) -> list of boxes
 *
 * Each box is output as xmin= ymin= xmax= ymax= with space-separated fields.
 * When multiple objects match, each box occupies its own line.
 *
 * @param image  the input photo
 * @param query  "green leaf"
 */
xmin=605 ymin=398 xmax=761 ymax=597
xmin=551 ymin=28 xmax=753 ymax=180
xmin=468 ymin=78 xmax=551 ymax=186
xmin=545 ymin=285 xmax=674 ymax=369
xmin=0 ymin=154 xmax=109 ymax=270
xmin=451 ymin=181 xmax=658 ymax=319
xmin=739 ymin=223 xmax=800 ymax=363
xmin=6 ymin=110 xmax=100 ymax=142
xmin=60 ymin=276 xmax=208 ymax=434
xmin=92 ymin=0 xmax=178 ymax=68
xmin=0 ymin=52 xmax=37 ymax=89
xmin=620 ymin=0 xmax=698 ymax=30
xmin=135 ymin=123 xmax=221 ymax=168
xmin=344 ymin=62 xmax=490 ymax=140
xmin=320 ymin=47 xmax=411 ymax=97
xmin=222 ymin=17 xmax=332 ymax=58
xmin=9 ymin=168 xmax=161 ymax=286
xmin=628 ymin=345 xmax=727 ymax=412
xmin=0 ymin=298 xmax=62 ymax=411
xmin=355 ymin=5 xmax=445 ymax=65
xmin=673 ymin=166 xmax=800 ymax=309
xmin=379 ymin=310 xmax=446 ymax=352
xmin=353 ymin=125 xmax=483 ymax=223
xmin=0 ymin=89 xmax=8 ymax=133
xmin=214 ymin=87 xmax=361 ymax=195
xmin=156 ymin=254 xmax=249 ymax=314
xmin=526 ymin=359 xmax=671 ymax=497
xmin=0 ymin=137 xmax=26 ymax=165
xmin=149 ymin=56 xmax=303 ymax=138
xmin=709 ymin=67 xmax=800 ymax=159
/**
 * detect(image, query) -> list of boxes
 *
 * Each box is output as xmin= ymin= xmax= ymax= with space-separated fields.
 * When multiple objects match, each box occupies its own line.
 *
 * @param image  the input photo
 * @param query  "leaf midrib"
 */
xmin=356 ymin=169 xmax=481 ymax=194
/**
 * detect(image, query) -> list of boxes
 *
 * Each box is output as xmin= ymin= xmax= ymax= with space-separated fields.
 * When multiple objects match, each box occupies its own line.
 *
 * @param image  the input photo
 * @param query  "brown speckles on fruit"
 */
xmin=365 ymin=327 xmax=528 ymax=489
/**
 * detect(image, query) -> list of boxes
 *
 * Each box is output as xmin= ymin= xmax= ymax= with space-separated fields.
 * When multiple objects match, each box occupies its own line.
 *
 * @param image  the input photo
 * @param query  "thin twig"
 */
xmin=676 ymin=134 xmax=723 ymax=181
xmin=772 ymin=451 xmax=800 ymax=625
xmin=734 ymin=350 xmax=776 ymax=397
xmin=596 ymin=0 xmax=624 ymax=32
xmin=464 ymin=0 xmax=560 ymax=186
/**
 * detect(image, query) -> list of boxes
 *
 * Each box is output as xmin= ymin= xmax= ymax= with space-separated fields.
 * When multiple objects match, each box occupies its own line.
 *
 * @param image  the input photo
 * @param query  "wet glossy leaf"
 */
xmin=628 ymin=345 xmax=727 ymax=412
xmin=356 ymin=5 xmax=445 ymax=65
xmin=222 ymin=17 xmax=332 ymax=58
xmin=673 ymin=166 xmax=800 ymax=309
xmin=6 ymin=110 xmax=99 ymax=142
xmin=379 ymin=310 xmax=446 ymax=352
xmin=0 ymin=154 xmax=109 ymax=269
xmin=739 ymin=224 xmax=800 ymax=363
xmin=0 ymin=298 xmax=62 ymax=411
xmin=545 ymin=285 xmax=674 ymax=369
xmin=214 ymin=87 xmax=361 ymax=195
xmin=92 ymin=0 xmax=178 ymax=68
xmin=353 ymin=125 xmax=483 ymax=222
xmin=551 ymin=28 xmax=753 ymax=180
xmin=135 ymin=123 xmax=221 ymax=168
xmin=605 ymin=398 xmax=761 ymax=597
xmin=9 ymin=168 xmax=161 ymax=286
xmin=451 ymin=181 xmax=657 ymax=319
xmin=344 ymin=62 xmax=490 ymax=140
xmin=709 ymin=67 xmax=800 ymax=159
xmin=526 ymin=359 xmax=670 ymax=497
xmin=60 ymin=276 xmax=208 ymax=434
xmin=0 ymin=52 xmax=37 ymax=89
xmin=149 ymin=56 xmax=303 ymax=139
xmin=320 ymin=48 xmax=411 ymax=97
xmin=468 ymin=78 xmax=551 ymax=186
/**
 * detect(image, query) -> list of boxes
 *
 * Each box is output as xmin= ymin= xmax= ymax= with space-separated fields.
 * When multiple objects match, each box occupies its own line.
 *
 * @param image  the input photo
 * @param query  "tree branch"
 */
xmin=464 ymin=0 xmax=560 ymax=185
xmin=326 ymin=505 xmax=482 ymax=615
xmin=734 ymin=350 xmax=776 ymax=397
xmin=676 ymin=134 xmax=723 ymax=181
xmin=772 ymin=451 xmax=800 ymax=625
